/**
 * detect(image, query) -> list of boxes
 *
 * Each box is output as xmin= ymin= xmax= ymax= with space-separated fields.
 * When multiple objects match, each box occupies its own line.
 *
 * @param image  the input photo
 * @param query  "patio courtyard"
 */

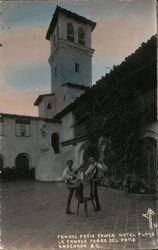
xmin=1 ymin=180 xmax=158 ymax=250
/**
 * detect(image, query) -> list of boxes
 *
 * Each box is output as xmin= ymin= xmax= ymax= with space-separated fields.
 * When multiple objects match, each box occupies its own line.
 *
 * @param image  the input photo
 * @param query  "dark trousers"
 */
xmin=90 ymin=180 xmax=101 ymax=209
xmin=66 ymin=183 xmax=83 ymax=212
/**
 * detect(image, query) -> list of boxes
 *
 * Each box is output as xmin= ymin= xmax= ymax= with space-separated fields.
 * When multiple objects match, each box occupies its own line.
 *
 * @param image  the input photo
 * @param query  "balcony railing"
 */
xmin=74 ymin=123 xmax=88 ymax=138
xmin=139 ymin=90 xmax=156 ymax=108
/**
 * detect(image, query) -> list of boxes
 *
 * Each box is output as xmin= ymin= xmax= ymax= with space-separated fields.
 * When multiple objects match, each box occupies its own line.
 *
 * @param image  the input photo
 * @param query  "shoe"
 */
xmin=93 ymin=207 xmax=101 ymax=212
xmin=65 ymin=211 xmax=74 ymax=215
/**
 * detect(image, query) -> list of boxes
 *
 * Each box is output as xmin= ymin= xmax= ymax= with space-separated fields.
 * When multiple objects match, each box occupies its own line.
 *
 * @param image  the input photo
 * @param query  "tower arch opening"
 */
xmin=67 ymin=23 xmax=74 ymax=42
xmin=78 ymin=27 xmax=85 ymax=45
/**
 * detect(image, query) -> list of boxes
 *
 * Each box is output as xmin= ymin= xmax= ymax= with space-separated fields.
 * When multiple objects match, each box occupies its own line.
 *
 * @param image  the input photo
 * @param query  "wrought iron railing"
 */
xmin=139 ymin=89 xmax=156 ymax=108
xmin=74 ymin=123 xmax=88 ymax=137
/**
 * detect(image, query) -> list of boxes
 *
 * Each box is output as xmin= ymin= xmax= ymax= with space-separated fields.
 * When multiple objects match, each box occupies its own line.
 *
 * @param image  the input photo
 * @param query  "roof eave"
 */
xmin=34 ymin=93 xmax=55 ymax=106
xmin=45 ymin=5 xmax=96 ymax=41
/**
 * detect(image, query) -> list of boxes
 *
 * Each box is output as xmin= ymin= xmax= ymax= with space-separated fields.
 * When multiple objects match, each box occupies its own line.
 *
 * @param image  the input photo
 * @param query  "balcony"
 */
xmin=61 ymin=123 xmax=88 ymax=147
xmin=138 ymin=89 xmax=157 ymax=123
xmin=139 ymin=89 xmax=156 ymax=109
xmin=74 ymin=123 xmax=88 ymax=138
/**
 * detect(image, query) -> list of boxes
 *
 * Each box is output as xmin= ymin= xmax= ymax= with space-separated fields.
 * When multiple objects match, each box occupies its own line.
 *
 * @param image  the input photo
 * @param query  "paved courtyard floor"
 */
xmin=1 ymin=180 xmax=158 ymax=250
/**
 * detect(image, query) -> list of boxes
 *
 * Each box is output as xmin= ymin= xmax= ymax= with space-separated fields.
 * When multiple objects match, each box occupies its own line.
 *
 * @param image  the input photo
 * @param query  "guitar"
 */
xmin=68 ymin=165 xmax=84 ymax=184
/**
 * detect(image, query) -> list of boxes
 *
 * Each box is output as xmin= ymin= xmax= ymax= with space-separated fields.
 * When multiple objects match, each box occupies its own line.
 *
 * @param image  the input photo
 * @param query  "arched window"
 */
xmin=78 ymin=27 xmax=85 ymax=46
xmin=51 ymin=133 xmax=60 ymax=154
xmin=47 ymin=103 xmax=52 ymax=110
xmin=67 ymin=23 xmax=74 ymax=42
xmin=139 ymin=138 xmax=157 ymax=179
xmin=15 ymin=153 xmax=30 ymax=172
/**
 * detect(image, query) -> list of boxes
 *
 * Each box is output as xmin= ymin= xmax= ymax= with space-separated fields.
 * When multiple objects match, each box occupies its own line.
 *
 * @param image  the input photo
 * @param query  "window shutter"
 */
xmin=0 ymin=122 xmax=4 ymax=136
xmin=16 ymin=123 xmax=21 ymax=136
xmin=25 ymin=124 xmax=30 ymax=136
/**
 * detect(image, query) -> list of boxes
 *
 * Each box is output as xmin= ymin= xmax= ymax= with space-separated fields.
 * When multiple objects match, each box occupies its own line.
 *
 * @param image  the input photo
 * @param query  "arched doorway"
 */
xmin=51 ymin=133 xmax=60 ymax=154
xmin=139 ymin=137 xmax=157 ymax=180
xmin=0 ymin=157 xmax=3 ymax=169
xmin=15 ymin=153 xmax=30 ymax=170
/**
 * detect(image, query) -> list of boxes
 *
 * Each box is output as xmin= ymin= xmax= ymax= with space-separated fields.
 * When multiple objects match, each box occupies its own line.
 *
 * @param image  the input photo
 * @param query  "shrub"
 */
xmin=1 ymin=167 xmax=35 ymax=182
xmin=100 ymin=175 xmax=156 ymax=194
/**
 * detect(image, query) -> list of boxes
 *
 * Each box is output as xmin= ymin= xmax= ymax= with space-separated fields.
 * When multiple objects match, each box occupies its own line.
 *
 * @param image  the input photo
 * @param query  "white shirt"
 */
xmin=85 ymin=161 xmax=107 ymax=179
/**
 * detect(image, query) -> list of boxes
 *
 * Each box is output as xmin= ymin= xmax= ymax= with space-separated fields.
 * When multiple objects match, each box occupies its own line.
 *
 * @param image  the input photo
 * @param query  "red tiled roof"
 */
xmin=0 ymin=112 xmax=59 ymax=123
xmin=0 ymin=113 xmax=53 ymax=121
xmin=53 ymin=101 xmax=76 ymax=120
xmin=34 ymin=93 xmax=55 ymax=106
xmin=62 ymin=82 xmax=90 ymax=90
xmin=46 ymin=5 xmax=96 ymax=40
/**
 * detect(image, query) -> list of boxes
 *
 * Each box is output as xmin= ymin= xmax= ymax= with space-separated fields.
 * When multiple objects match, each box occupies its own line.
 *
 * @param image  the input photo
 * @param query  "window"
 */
xmin=75 ymin=63 xmax=79 ymax=73
xmin=15 ymin=119 xmax=31 ymax=137
xmin=78 ymin=27 xmax=85 ymax=46
xmin=47 ymin=103 xmax=52 ymax=110
xmin=0 ymin=117 xmax=4 ymax=136
xmin=67 ymin=23 xmax=74 ymax=42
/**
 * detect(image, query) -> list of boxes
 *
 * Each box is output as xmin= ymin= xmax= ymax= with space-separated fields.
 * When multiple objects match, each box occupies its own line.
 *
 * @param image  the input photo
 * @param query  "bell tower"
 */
xmin=34 ymin=6 xmax=96 ymax=117
xmin=46 ymin=6 xmax=96 ymax=94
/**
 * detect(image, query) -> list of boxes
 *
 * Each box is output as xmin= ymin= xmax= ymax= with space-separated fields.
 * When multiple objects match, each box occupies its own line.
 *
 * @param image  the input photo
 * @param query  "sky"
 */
xmin=0 ymin=0 xmax=156 ymax=116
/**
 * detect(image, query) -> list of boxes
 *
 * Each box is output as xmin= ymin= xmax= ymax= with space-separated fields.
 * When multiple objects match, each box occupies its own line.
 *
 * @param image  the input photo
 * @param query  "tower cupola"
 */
xmin=46 ymin=6 xmax=96 ymax=93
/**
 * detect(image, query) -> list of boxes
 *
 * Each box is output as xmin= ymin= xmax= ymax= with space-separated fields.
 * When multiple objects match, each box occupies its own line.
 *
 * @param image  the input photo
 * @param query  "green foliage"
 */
xmin=76 ymin=35 xmax=157 ymax=176
xmin=100 ymin=176 xmax=156 ymax=194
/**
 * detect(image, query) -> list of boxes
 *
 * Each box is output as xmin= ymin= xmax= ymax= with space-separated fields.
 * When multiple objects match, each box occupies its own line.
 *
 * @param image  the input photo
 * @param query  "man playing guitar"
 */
xmin=85 ymin=157 xmax=107 ymax=211
xmin=63 ymin=160 xmax=84 ymax=215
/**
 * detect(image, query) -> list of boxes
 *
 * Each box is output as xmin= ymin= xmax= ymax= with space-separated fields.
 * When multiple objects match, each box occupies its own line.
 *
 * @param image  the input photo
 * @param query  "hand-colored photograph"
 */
xmin=0 ymin=0 xmax=157 ymax=249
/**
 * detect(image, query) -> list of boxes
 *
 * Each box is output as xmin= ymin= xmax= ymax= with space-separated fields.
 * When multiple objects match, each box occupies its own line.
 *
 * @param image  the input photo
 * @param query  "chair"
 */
xmin=76 ymin=180 xmax=96 ymax=217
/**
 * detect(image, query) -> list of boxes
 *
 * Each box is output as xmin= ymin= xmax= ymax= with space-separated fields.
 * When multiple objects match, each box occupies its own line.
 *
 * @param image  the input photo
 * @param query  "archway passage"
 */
xmin=14 ymin=153 xmax=35 ymax=180
xmin=16 ymin=154 xmax=29 ymax=170
xmin=139 ymin=137 xmax=157 ymax=180
xmin=51 ymin=133 xmax=60 ymax=154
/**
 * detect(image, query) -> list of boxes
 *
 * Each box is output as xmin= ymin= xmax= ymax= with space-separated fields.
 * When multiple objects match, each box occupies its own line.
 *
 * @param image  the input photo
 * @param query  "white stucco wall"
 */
xmin=60 ymin=112 xmax=75 ymax=142
xmin=38 ymin=95 xmax=57 ymax=118
xmin=64 ymin=85 xmax=85 ymax=101
xmin=49 ymin=13 xmax=94 ymax=93
xmin=0 ymin=116 xmax=59 ymax=169
xmin=50 ymin=45 xmax=92 ymax=93
xmin=35 ymin=113 xmax=87 ymax=181
xmin=50 ymin=13 xmax=92 ymax=51
xmin=0 ymin=117 xmax=41 ymax=168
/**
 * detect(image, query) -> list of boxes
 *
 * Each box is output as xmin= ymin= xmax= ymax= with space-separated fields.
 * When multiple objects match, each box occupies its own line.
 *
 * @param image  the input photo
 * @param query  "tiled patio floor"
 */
xmin=1 ymin=180 xmax=158 ymax=250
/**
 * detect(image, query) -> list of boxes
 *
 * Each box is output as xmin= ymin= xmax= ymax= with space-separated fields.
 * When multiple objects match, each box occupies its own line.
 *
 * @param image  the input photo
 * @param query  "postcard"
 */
xmin=0 ymin=0 xmax=157 ymax=249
